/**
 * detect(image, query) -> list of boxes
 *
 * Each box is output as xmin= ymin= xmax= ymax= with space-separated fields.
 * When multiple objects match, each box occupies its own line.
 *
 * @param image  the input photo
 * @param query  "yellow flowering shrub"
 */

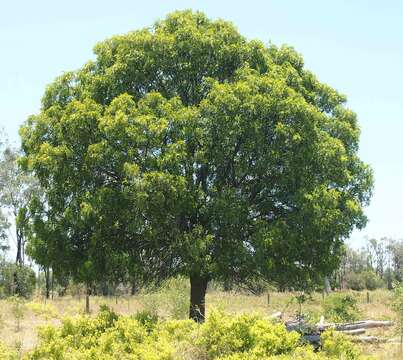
xmin=321 ymin=330 xmax=360 ymax=360
xmin=25 ymin=307 xmax=362 ymax=360
xmin=197 ymin=311 xmax=300 ymax=359
xmin=0 ymin=342 xmax=17 ymax=360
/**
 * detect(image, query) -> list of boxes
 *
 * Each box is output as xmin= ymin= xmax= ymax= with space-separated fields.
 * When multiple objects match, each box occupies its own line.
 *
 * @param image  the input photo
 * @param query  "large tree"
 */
xmin=21 ymin=11 xmax=373 ymax=321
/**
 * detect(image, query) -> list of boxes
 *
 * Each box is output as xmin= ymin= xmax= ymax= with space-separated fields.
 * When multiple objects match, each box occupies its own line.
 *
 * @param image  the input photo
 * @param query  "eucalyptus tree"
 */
xmin=0 ymin=146 xmax=38 ymax=266
xmin=0 ymin=210 xmax=9 ymax=253
xmin=21 ymin=10 xmax=373 ymax=321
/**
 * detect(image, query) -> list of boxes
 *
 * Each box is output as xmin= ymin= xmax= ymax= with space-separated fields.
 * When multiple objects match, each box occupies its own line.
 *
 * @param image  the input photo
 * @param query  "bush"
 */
xmin=321 ymin=330 xmax=360 ymax=360
xmin=0 ymin=262 xmax=36 ymax=298
xmin=361 ymin=271 xmax=384 ymax=290
xmin=0 ymin=342 xmax=17 ymax=360
xmin=391 ymin=282 xmax=403 ymax=348
xmin=323 ymin=294 xmax=360 ymax=322
xmin=198 ymin=311 xmax=301 ymax=359
xmin=345 ymin=271 xmax=384 ymax=291
xmin=26 ymin=309 xmax=363 ymax=359
xmin=139 ymin=276 xmax=190 ymax=319
xmin=133 ymin=310 xmax=159 ymax=331
xmin=345 ymin=272 xmax=365 ymax=291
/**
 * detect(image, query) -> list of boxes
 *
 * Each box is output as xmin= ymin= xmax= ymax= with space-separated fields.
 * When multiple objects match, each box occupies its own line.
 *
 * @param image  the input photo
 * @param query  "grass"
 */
xmin=0 ymin=288 xmax=399 ymax=358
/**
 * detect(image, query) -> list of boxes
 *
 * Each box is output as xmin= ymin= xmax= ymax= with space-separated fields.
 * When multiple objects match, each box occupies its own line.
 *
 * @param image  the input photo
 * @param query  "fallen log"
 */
xmin=339 ymin=328 xmax=366 ymax=336
xmin=336 ymin=320 xmax=393 ymax=331
xmin=351 ymin=336 xmax=381 ymax=343
xmin=268 ymin=311 xmax=282 ymax=320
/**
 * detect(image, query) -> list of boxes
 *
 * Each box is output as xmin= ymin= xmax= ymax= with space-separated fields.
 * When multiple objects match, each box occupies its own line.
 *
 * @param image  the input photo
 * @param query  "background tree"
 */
xmin=21 ymin=10 xmax=373 ymax=321
xmin=0 ymin=211 xmax=9 ymax=253
xmin=0 ymin=133 xmax=10 ymax=254
xmin=0 ymin=146 xmax=38 ymax=266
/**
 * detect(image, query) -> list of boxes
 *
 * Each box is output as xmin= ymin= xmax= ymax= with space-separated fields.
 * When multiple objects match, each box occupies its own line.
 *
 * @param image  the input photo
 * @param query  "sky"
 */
xmin=1 ymin=0 xmax=402 ymax=248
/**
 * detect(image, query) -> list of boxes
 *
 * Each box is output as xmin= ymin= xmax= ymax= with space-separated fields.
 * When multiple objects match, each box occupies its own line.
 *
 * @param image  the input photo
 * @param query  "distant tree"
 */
xmin=0 ymin=133 xmax=10 ymax=254
xmin=387 ymin=239 xmax=403 ymax=282
xmin=0 ymin=146 xmax=38 ymax=266
xmin=20 ymin=11 xmax=373 ymax=321
xmin=0 ymin=211 xmax=9 ymax=253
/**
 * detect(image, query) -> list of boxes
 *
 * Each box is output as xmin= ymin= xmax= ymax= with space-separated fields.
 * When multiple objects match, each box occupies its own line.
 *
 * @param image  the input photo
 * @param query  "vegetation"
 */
xmin=0 ymin=8 xmax=400 ymax=360
xmin=20 ymin=9 xmax=372 ymax=322
xmin=0 ymin=306 xmax=361 ymax=360
xmin=391 ymin=282 xmax=403 ymax=349
xmin=0 ymin=259 xmax=36 ymax=298
xmin=323 ymin=293 xmax=360 ymax=322
xmin=0 ymin=288 xmax=400 ymax=358
xmin=335 ymin=238 xmax=403 ymax=290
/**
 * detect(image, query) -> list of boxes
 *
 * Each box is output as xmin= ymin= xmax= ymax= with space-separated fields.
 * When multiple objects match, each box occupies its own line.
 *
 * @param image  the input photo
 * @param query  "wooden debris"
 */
xmin=282 ymin=316 xmax=394 ymax=346
xmin=351 ymin=336 xmax=381 ymax=343
xmin=340 ymin=328 xmax=366 ymax=335
xmin=268 ymin=311 xmax=282 ymax=320
xmin=335 ymin=320 xmax=393 ymax=331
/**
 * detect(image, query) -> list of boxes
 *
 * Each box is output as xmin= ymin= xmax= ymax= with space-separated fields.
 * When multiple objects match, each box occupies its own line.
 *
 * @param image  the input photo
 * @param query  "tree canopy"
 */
xmin=20 ymin=10 xmax=373 ymax=321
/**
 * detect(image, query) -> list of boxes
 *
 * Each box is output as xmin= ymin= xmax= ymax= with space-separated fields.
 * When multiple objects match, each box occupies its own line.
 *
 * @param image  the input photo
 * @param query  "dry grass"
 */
xmin=0 ymin=289 xmax=400 ymax=358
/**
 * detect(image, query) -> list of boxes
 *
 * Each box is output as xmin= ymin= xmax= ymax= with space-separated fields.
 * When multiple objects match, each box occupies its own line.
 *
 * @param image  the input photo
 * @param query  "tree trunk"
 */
xmin=45 ymin=267 xmax=50 ymax=299
xmin=131 ymin=280 xmax=137 ymax=295
xmin=85 ymin=286 xmax=91 ymax=314
xmin=51 ymin=270 xmax=54 ymax=300
xmin=15 ymin=228 xmax=23 ymax=266
xmin=189 ymin=274 xmax=208 ymax=323
xmin=324 ymin=276 xmax=331 ymax=295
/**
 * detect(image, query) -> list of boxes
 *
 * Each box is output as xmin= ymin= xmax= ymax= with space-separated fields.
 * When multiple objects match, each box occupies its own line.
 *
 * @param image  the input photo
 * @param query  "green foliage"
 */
xmin=0 ymin=342 xmax=18 ymax=360
xmin=321 ymin=330 xmax=360 ymax=360
xmin=140 ymin=277 xmax=190 ymax=319
xmin=0 ymin=145 xmax=39 ymax=269
xmin=345 ymin=271 xmax=384 ymax=291
xmin=0 ymin=211 xmax=10 ymax=253
xmin=345 ymin=272 xmax=365 ymax=291
xmin=391 ymin=282 xmax=403 ymax=346
xmin=25 ymin=309 xmax=363 ymax=359
xmin=198 ymin=311 xmax=300 ymax=359
xmin=0 ymin=262 xmax=36 ymax=298
xmin=323 ymin=294 xmax=360 ymax=322
xmin=21 ymin=10 xmax=373 ymax=319
xmin=361 ymin=271 xmax=384 ymax=290
xmin=133 ymin=310 xmax=159 ymax=331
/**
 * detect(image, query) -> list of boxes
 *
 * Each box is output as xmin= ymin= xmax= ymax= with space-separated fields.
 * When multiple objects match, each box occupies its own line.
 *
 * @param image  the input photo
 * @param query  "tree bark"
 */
xmin=45 ymin=267 xmax=50 ymax=299
xmin=131 ymin=280 xmax=137 ymax=295
xmin=85 ymin=286 xmax=91 ymax=314
xmin=189 ymin=274 xmax=208 ymax=323
xmin=15 ymin=228 xmax=23 ymax=266
xmin=51 ymin=270 xmax=54 ymax=300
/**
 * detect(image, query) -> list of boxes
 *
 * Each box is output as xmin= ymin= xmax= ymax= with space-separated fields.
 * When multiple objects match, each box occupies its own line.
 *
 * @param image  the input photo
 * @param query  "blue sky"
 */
xmin=1 ymin=1 xmax=402 ymax=247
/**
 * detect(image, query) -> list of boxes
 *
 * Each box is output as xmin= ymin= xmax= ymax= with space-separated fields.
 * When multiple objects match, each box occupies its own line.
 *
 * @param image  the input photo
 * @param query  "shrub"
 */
xmin=26 ymin=310 xmax=364 ymax=359
xmin=133 ymin=310 xmax=159 ymax=331
xmin=345 ymin=271 xmax=384 ymax=291
xmin=321 ymin=330 xmax=360 ymax=360
xmin=139 ymin=276 xmax=189 ymax=319
xmin=0 ymin=262 xmax=36 ymax=298
xmin=323 ymin=294 xmax=360 ymax=322
xmin=391 ymin=281 xmax=403 ymax=348
xmin=345 ymin=272 xmax=365 ymax=291
xmin=197 ymin=311 xmax=301 ymax=359
xmin=0 ymin=342 xmax=17 ymax=360
xmin=361 ymin=271 xmax=384 ymax=290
